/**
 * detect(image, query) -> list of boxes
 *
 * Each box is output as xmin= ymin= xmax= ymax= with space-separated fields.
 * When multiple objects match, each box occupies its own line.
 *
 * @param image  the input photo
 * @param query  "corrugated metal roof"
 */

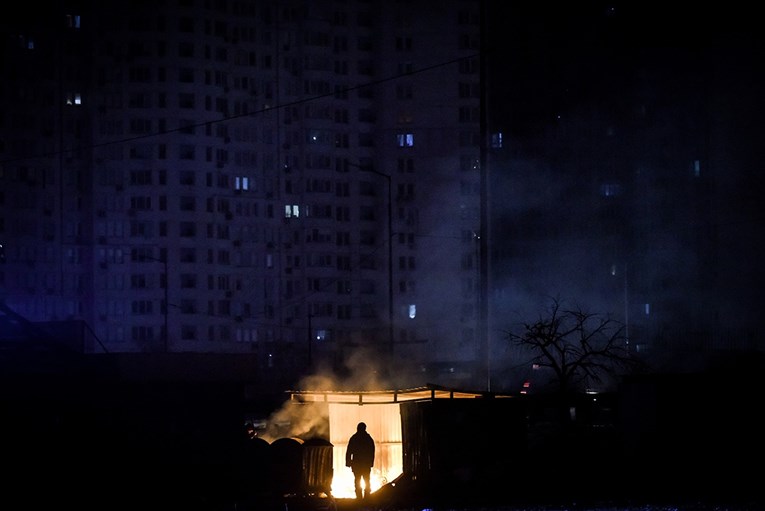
xmin=287 ymin=383 xmax=515 ymax=404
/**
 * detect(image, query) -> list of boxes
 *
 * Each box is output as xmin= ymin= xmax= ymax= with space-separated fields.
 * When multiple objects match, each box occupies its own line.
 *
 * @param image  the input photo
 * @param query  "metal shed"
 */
xmin=288 ymin=384 xmax=525 ymax=500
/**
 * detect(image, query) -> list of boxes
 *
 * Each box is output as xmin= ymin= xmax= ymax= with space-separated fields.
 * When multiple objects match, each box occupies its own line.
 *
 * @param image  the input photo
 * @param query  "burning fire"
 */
xmin=331 ymin=466 xmax=392 ymax=499
xmin=327 ymin=402 xmax=403 ymax=499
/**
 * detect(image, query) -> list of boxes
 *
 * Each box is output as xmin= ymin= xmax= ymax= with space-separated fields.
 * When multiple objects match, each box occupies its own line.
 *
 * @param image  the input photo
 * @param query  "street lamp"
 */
xmin=348 ymin=160 xmax=394 ymax=358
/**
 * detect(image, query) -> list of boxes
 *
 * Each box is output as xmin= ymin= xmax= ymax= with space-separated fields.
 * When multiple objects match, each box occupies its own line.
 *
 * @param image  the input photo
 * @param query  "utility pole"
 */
xmin=479 ymin=0 xmax=491 ymax=391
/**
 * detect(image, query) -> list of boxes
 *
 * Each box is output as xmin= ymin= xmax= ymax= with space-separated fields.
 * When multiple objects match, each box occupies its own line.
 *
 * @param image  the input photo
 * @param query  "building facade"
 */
xmin=0 ymin=0 xmax=484 ymax=384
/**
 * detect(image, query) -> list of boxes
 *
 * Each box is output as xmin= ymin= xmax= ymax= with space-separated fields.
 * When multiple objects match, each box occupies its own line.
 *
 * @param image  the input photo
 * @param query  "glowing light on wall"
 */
xmin=328 ymin=402 xmax=402 ymax=499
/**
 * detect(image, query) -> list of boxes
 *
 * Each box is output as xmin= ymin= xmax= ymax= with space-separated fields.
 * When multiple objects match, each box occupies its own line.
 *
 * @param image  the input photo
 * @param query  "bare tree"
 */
xmin=505 ymin=297 xmax=644 ymax=397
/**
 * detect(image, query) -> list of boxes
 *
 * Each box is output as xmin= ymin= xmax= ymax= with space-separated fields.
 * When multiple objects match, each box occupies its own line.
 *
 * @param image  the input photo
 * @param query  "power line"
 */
xmin=0 ymin=53 xmax=481 ymax=166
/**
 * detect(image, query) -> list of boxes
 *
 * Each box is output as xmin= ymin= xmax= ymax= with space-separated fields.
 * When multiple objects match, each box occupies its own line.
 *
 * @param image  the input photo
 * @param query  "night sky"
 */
xmin=489 ymin=2 xmax=764 ymax=139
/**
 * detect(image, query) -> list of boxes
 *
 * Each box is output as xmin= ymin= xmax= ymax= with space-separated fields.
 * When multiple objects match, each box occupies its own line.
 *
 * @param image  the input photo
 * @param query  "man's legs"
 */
xmin=361 ymin=468 xmax=372 ymax=499
xmin=353 ymin=471 xmax=363 ymax=499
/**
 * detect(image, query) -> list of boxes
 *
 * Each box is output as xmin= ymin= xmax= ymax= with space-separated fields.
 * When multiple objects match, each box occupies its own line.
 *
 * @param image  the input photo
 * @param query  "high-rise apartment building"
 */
xmin=0 ymin=1 xmax=484 ymax=384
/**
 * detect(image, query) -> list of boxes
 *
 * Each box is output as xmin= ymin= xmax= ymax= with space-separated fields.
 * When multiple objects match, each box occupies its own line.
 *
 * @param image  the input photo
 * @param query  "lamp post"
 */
xmin=349 ymin=160 xmax=394 ymax=358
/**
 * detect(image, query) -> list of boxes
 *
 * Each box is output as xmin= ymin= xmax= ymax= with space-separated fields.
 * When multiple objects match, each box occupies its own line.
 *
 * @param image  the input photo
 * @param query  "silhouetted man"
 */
xmin=345 ymin=421 xmax=375 ymax=500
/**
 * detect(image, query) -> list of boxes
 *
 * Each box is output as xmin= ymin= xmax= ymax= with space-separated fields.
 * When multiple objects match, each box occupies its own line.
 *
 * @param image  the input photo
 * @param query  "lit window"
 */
xmin=235 ymin=176 xmax=249 ymax=190
xmin=600 ymin=183 xmax=621 ymax=197
xmin=66 ymin=93 xmax=82 ymax=106
xmin=397 ymin=133 xmax=414 ymax=147
xmin=644 ymin=303 xmax=650 ymax=315
xmin=284 ymin=204 xmax=299 ymax=218
xmin=408 ymin=304 xmax=416 ymax=319
xmin=491 ymin=132 xmax=503 ymax=148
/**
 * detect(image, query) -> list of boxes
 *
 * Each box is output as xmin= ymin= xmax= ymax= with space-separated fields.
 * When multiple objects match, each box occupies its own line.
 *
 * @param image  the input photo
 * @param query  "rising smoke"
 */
xmin=258 ymin=346 xmax=394 ymax=442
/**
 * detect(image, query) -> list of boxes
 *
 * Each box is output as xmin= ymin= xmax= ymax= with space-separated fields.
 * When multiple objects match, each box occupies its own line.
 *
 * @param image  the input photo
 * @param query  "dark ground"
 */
xmin=2 ymin=364 xmax=764 ymax=511
xmin=334 ymin=496 xmax=762 ymax=511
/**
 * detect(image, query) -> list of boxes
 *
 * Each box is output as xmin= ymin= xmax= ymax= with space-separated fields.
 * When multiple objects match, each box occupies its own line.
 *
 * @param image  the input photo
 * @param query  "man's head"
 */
xmin=357 ymin=422 xmax=366 ymax=432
